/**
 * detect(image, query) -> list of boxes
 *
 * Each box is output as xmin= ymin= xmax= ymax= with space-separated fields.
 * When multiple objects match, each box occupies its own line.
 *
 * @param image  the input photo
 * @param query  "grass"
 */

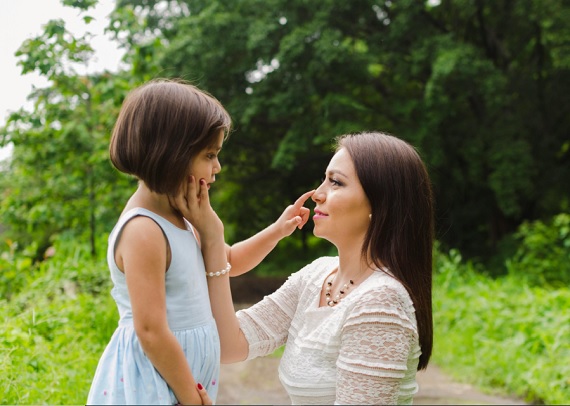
xmin=432 ymin=249 xmax=570 ymax=404
xmin=1 ymin=240 xmax=569 ymax=404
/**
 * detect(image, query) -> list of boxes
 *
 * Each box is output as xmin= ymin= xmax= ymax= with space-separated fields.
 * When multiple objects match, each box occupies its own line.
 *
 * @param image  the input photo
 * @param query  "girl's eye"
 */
xmin=207 ymin=153 xmax=217 ymax=159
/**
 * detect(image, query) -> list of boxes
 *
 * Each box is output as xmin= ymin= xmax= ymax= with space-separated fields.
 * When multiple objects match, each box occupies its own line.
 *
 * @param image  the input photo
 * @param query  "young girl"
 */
xmin=87 ymin=79 xmax=311 ymax=405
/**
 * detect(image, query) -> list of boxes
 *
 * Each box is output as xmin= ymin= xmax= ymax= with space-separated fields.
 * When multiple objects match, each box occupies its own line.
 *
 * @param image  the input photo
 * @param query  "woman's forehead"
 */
xmin=327 ymin=148 xmax=355 ymax=175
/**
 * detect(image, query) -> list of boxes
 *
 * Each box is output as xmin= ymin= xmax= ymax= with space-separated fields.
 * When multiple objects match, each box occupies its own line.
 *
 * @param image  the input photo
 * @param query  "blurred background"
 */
xmin=0 ymin=0 xmax=568 ymax=404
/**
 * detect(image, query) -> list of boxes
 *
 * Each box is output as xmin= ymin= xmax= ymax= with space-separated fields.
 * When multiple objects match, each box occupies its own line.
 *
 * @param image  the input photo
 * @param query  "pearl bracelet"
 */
xmin=206 ymin=262 xmax=232 ymax=277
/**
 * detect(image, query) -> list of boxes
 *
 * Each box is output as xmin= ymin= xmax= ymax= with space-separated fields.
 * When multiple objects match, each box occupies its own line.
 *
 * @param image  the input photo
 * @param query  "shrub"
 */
xmin=433 ymin=248 xmax=570 ymax=404
xmin=506 ymin=213 xmax=570 ymax=286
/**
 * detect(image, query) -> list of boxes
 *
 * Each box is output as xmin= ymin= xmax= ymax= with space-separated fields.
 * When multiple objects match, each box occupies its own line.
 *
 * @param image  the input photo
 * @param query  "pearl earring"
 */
xmin=369 ymin=214 xmax=372 ymax=220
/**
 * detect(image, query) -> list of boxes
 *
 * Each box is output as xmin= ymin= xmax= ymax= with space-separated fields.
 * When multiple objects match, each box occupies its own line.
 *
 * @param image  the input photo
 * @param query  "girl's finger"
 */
xmin=198 ymin=178 xmax=210 ymax=205
xmin=184 ymin=175 xmax=190 ymax=204
xmin=298 ymin=207 xmax=310 ymax=229
xmin=292 ymin=190 xmax=315 ymax=210
xmin=196 ymin=382 xmax=212 ymax=405
xmin=186 ymin=176 xmax=198 ymax=206
xmin=171 ymin=180 xmax=188 ymax=212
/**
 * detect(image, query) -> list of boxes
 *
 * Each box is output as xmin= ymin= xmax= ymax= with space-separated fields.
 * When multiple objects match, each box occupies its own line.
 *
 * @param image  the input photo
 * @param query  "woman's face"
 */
xmin=311 ymin=148 xmax=371 ymax=247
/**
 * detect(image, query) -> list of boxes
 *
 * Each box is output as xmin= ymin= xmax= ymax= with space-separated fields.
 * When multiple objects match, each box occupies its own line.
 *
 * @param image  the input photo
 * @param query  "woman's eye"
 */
xmin=320 ymin=176 xmax=341 ymax=186
xmin=329 ymin=177 xmax=341 ymax=186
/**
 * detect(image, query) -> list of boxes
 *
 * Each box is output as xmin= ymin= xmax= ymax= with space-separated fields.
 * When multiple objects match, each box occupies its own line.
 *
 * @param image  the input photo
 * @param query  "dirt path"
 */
xmin=217 ymin=356 xmax=527 ymax=405
xmin=217 ymin=296 xmax=527 ymax=405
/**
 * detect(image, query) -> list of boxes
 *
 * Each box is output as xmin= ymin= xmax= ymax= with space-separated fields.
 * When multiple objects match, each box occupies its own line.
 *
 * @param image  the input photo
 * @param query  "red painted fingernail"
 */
xmin=200 ymin=179 xmax=205 ymax=185
xmin=197 ymin=383 xmax=204 ymax=390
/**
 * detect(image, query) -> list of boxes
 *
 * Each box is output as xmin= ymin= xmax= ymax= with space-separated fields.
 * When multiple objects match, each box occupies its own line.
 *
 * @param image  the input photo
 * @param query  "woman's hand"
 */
xmin=170 ymin=176 xmax=224 ymax=242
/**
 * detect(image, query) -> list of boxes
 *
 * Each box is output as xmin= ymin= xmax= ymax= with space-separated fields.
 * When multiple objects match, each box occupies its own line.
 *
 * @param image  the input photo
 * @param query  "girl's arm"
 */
xmin=171 ymin=178 xmax=250 ymax=362
xmin=204 ymin=247 xmax=307 ymax=363
xmin=227 ymin=190 xmax=314 ymax=276
xmin=171 ymin=179 xmax=308 ymax=363
xmin=118 ymin=216 xmax=202 ymax=405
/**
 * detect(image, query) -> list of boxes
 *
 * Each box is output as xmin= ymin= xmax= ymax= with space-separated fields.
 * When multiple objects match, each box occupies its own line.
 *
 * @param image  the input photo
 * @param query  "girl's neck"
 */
xmin=124 ymin=183 xmax=186 ymax=229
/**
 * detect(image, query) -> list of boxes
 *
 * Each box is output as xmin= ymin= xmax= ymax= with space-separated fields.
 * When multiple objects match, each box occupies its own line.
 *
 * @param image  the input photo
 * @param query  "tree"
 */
xmin=2 ymin=0 xmax=568 ymax=263
xmin=0 ymin=4 xmax=135 ymax=258
xmin=109 ymin=0 xmax=570 ymax=259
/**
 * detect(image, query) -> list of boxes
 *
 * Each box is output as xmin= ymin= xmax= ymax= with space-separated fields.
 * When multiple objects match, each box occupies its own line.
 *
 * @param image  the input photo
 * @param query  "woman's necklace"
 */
xmin=324 ymin=272 xmax=354 ymax=307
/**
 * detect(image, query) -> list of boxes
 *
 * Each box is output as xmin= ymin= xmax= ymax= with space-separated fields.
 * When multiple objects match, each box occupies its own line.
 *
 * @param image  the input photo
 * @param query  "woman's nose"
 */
xmin=214 ymin=158 xmax=221 ymax=174
xmin=312 ymin=183 xmax=325 ymax=203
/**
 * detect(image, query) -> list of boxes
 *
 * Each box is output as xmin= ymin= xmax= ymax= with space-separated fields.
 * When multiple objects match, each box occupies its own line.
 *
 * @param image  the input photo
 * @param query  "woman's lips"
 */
xmin=313 ymin=209 xmax=328 ymax=219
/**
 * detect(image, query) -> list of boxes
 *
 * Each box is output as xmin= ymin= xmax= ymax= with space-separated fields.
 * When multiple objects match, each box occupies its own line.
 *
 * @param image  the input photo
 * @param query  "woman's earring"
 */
xmin=369 ymin=214 xmax=372 ymax=220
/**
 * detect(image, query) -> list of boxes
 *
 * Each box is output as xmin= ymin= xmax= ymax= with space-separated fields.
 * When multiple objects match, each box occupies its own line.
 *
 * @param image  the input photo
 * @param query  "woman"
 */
xmin=177 ymin=131 xmax=434 ymax=405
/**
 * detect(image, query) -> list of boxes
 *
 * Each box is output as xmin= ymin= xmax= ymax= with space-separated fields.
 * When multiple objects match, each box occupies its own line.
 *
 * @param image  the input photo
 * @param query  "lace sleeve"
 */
xmin=336 ymin=287 xmax=417 ymax=405
xmin=236 ymin=266 xmax=304 ymax=360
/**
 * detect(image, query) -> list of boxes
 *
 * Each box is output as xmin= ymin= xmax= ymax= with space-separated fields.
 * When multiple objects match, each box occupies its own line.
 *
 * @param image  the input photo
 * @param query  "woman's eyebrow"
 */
xmin=327 ymin=169 xmax=348 ymax=178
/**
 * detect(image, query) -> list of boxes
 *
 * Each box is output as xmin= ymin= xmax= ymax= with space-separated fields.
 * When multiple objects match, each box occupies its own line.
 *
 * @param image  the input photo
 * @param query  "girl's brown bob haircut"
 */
xmin=337 ymin=131 xmax=434 ymax=371
xmin=109 ymin=79 xmax=231 ymax=195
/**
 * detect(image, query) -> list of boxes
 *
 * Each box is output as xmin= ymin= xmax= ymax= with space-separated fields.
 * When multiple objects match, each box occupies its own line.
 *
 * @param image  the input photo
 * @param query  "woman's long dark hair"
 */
xmin=338 ymin=131 xmax=434 ymax=370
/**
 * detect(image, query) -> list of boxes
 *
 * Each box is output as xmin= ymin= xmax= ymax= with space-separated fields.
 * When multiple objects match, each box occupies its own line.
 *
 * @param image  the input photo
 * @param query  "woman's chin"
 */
xmin=312 ymin=229 xmax=332 ymax=243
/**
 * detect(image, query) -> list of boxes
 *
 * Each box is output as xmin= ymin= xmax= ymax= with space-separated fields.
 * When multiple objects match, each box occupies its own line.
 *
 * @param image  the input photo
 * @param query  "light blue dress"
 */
xmin=87 ymin=208 xmax=220 ymax=405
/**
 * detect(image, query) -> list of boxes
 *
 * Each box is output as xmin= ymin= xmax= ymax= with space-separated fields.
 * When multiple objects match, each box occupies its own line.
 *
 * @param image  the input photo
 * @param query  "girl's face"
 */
xmin=311 ymin=148 xmax=371 ymax=247
xmin=187 ymin=131 xmax=224 ymax=190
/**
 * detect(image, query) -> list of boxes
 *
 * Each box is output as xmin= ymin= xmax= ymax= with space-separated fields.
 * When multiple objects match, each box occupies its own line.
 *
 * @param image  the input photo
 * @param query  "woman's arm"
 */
xmin=118 ymin=217 xmax=202 ymax=405
xmin=336 ymin=288 xmax=418 ymax=405
xmin=227 ymin=190 xmax=314 ymax=276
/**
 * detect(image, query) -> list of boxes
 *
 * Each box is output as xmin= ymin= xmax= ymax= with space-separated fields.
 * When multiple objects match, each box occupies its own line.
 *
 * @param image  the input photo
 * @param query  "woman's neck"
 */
xmin=335 ymin=238 xmax=375 ymax=282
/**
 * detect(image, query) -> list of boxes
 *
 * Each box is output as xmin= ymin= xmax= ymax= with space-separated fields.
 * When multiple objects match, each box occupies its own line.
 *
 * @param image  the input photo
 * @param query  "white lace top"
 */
xmin=236 ymin=256 xmax=420 ymax=405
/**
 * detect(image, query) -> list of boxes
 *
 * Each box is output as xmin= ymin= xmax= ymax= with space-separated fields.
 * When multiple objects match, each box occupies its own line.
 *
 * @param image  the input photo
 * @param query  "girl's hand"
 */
xmin=170 ymin=176 xmax=224 ymax=242
xmin=196 ymin=383 xmax=212 ymax=405
xmin=273 ymin=190 xmax=314 ymax=238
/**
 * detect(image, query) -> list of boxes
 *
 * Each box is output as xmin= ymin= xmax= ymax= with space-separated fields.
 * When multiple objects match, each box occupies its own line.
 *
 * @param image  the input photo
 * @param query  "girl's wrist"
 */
xmin=201 ymin=236 xmax=226 ymax=251
xmin=268 ymin=221 xmax=287 ymax=241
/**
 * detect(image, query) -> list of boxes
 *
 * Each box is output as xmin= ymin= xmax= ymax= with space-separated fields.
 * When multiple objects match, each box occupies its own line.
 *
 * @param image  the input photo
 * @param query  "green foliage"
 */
xmin=2 ymin=0 xmax=569 ymax=260
xmin=0 ymin=239 xmax=35 ymax=300
xmin=103 ymin=0 xmax=570 ymax=256
xmin=1 ymin=0 xmax=569 ymax=402
xmin=505 ymin=213 xmax=570 ymax=286
xmin=3 ymin=236 xmax=569 ymax=404
xmin=62 ymin=0 xmax=99 ymax=10
xmin=252 ymin=232 xmax=334 ymax=277
xmin=0 ymin=237 xmax=116 ymax=404
xmin=0 ymin=8 xmax=137 ymax=257
xmin=433 ymin=247 xmax=570 ymax=405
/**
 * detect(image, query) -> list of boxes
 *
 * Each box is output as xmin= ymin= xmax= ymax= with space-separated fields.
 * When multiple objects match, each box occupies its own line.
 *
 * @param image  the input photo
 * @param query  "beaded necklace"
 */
xmin=324 ymin=272 xmax=354 ymax=307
